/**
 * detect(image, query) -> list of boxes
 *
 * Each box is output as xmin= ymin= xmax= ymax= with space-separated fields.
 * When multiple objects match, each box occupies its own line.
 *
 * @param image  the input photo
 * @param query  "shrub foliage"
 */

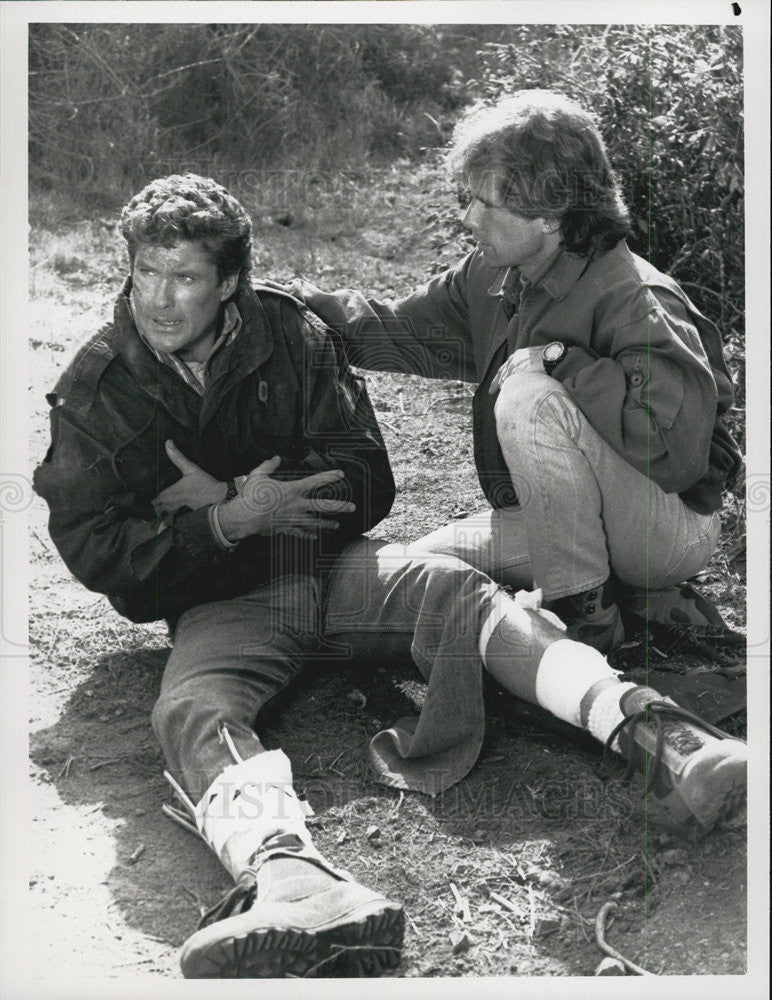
xmin=29 ymin=23 xmax=744 ymax=447
xmin=28 ymin=24 xmax=473 ymax=190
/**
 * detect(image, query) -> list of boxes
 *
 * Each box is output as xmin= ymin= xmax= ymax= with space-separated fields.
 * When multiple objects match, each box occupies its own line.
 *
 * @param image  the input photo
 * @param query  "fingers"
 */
xmin=165 ymin=439 xmax=202 ymax=474
xmin=282 ymin=527 xmax=318 ymax=540
xmin=247 ymin=455 xmax=283 ymax=477
xmin=242 ymin=458 xmax=346 ymax=492
xmin=153 ymin=485 xmax=172 ymax=505
xmin=276 ymin=518 xmax=340 ymax=536
xmin=152 ymin=484 xmax=175 ymax=514
xmin=306 ymin=498 xmax=356 ymax=513
xmin=293 ymin=469 xmax=346 ymax=492
xmin=489 ymin=361 xmax=513 ymax=394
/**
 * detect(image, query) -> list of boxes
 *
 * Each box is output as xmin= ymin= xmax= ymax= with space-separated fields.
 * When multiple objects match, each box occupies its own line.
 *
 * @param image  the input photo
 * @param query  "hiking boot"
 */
xmin=551 ymin=580 xmax=625 ymax=654
xmin=606 ymin=685 xmax=747 ymax=835
xmin=180 ymin=835 xmax=404 ymax=978
xmin=618 ymin=581 xmax=726 ymax=628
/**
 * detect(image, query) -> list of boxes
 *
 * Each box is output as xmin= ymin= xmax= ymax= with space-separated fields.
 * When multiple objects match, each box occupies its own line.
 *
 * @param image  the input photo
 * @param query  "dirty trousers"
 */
xmin=152 ymin=538 xmax=506 ymax=802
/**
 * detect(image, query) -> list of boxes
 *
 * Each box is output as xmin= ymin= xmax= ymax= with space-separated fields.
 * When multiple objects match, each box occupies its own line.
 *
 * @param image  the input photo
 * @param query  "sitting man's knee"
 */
xmin=151 ymin=691 xmax=176 ymax=745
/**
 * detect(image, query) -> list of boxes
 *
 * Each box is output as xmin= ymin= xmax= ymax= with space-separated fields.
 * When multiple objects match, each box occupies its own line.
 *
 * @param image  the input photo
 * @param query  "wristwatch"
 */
xmin=223 ymin=479 xmax=239 ymax=503
xmin=542 ymin=341 xmax=567 ymax=376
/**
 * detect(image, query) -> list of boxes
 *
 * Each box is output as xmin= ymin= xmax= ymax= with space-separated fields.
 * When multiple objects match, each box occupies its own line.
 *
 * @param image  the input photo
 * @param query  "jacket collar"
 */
xmin=113 ymin=277 xmax=276 ymax=427
xmin=486 ymin=248 xmax=592 ymax=303
xmin=199 ymin=280 xmax=276 ymax=428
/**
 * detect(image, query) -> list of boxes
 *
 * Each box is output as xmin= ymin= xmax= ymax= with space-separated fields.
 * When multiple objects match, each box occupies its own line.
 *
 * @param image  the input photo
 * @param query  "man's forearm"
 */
xmin=293 ymin=275 xmax=477 ymax=383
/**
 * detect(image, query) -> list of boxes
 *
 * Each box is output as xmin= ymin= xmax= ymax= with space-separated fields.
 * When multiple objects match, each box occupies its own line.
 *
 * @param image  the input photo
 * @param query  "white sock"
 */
xmin=586 ymin=681 xmax=638 ymax=752
xmin=195 ymin=750 xmax=318 ymax=880
xmin=534 ymin=639 xmax=619 ymax=727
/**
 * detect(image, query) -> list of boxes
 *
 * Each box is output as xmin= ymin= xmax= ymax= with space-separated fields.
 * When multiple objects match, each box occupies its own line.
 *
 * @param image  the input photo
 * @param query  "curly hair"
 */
xmin=119 ymin=173 xmax=252 ymax=283
xmin=448 ymin=90 xmax=630 ymax=256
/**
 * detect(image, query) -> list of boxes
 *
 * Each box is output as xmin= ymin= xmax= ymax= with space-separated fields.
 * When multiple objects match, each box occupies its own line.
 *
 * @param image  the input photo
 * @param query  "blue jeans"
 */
xmin=412 ymin=372 xmax=719 ymax=600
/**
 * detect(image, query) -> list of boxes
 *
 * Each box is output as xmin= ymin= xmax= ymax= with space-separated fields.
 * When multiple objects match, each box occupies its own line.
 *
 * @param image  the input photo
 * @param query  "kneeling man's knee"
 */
xmin=494 ymin=371 xmax=558 ymax=436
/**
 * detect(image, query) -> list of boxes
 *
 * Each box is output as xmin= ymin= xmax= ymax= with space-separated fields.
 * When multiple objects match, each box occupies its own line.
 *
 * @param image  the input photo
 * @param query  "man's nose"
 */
xmin=150 ymin=277 xmax=175 ymax=309
xmin=462 ymin=200 xmax=479 ymax=232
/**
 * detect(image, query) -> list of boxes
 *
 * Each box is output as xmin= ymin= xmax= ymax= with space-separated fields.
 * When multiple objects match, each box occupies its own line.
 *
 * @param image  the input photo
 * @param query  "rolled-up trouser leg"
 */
xmin=323 ymin=539 xmax=540 ymax=793
xmin=151 ymin=574 xmax=321 ymax=802
xmin=322 ymin=540 xmax=625 ymax=793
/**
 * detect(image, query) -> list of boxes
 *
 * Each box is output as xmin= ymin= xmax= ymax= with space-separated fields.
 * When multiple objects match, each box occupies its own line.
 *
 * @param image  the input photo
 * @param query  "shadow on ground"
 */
xmin=29 ymin=635 xmax=747 ymax=978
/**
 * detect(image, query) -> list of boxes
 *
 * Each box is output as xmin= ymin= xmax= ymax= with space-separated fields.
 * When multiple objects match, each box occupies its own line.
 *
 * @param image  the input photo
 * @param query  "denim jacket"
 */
xmin=33 ymin=280 xmax=395 ymax=623
xmin=296 ymin=242 xmax=742 ymax=514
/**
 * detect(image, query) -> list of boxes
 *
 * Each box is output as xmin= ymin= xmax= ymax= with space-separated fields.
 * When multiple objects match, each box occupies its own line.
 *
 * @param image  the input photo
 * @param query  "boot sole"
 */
xmin=180 ymin=899 xmax=405 ymax=978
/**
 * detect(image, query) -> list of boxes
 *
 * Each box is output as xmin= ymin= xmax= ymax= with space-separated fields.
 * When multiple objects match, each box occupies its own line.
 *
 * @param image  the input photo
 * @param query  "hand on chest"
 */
xmin=112 ymin=379 xmax=311 ymax=497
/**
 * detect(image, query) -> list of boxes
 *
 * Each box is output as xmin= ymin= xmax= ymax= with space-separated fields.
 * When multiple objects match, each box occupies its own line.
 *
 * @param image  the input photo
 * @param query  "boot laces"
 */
xmin=196 ymin=833 xmax=307 ymax=931
xmin=604 ymin=700 xmax=739 ymax=794
xmin=197 ymin=878 xmax=257 ymax=929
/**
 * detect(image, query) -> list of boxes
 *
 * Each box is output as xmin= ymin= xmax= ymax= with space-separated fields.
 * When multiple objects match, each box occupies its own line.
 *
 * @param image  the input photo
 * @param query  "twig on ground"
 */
xmin=449 ymin=881 xmax=471 ymax=922
xmin=128 ymin=843 xmax=145 ymax=864
xmin=89 ymin=749 xmax=151 ymax=771
xmin=527 ymin=885 xmax=536 ymax=937
xmin=421 ymin=395 xmax=468 ymax=415
xmin=57 ymin=754 xmax=74 ymax=778
xmin=640 ymin=852 xmax=657 ymax=888
xmin=595 ymin=899 xmax=654 ymax=976
xmin=180 ymin=883 xmax=207 ymax=918
xmin=161 ymin=791 xmax=199 ymax=835
xmin=489 ymin=889 xmax=523 ymax=916
xmin=571 ymin=853 xmax=638 ymax=884
xmin=389 ymin=790 xmax=405 ymax=818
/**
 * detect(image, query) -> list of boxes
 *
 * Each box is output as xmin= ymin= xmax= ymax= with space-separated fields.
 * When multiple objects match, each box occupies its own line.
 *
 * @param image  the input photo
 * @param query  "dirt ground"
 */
xmin=25 ymin=168 xmax=751 ymax=989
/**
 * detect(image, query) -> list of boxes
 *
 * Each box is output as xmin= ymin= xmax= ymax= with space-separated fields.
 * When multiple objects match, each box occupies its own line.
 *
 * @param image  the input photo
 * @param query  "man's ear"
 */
xmin=539 ymin=217 xmax=561 ymax=236
xmin=219 ymin=270 xmax=240 ymax=300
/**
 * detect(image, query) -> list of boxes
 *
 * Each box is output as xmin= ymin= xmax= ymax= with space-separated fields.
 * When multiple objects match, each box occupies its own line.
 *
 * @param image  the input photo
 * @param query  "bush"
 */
xmin=29 ymin=24 xmax=744 ymax=451
xmin=28 ymin=24 xmax=467 ymax=198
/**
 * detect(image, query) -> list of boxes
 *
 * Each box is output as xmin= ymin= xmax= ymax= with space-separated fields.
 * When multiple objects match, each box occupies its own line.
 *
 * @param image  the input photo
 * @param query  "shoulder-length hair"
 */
xmin=449 ymin=90 xmax=630 ymax=257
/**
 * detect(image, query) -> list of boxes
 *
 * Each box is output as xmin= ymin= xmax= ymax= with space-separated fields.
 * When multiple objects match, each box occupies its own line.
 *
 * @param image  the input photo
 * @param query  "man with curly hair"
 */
xmin=34 ymin=168 xmax=746 ymax=981
xmin=298 ymin=89 xmax=744 ymax=654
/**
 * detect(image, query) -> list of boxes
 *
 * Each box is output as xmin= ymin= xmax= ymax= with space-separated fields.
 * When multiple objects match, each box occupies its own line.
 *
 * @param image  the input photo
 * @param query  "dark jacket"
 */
xmin=33 ymin=280 xmax=395 ymax=623
xmin=296 ymin=242 xmax=742 ymax=514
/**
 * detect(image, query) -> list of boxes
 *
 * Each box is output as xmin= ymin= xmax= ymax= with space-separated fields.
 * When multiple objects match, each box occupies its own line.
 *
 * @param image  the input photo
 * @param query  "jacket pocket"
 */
xmin=621 ymin=351 xmax=684 ymax=429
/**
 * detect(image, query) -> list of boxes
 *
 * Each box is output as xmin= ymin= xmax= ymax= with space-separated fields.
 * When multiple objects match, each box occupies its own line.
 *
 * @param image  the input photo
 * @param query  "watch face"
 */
xmin=544 ymin=342 xmax=564 ymax=362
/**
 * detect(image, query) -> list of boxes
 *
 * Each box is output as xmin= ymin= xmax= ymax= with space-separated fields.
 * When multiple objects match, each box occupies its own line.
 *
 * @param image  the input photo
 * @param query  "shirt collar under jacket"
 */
xmin=125 ymin=280 xmax=243 ymax=395
xmin=486 ymin=247 xmax=593 ymax=304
